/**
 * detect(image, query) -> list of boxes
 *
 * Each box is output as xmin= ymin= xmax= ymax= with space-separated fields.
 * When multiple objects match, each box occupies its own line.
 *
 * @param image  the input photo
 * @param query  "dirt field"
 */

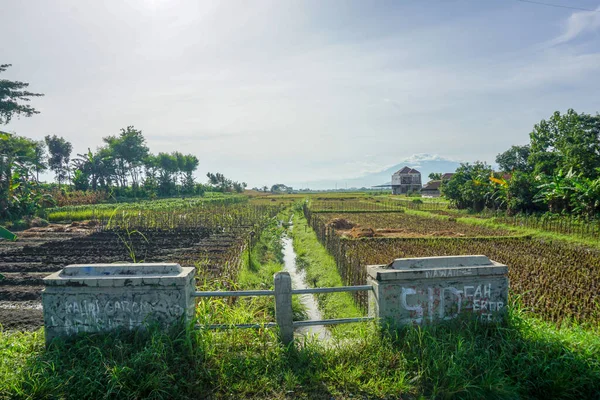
xmin=0 ymin=224 xmax=242 ymax=331
xmin=325 ymin=213 xmax=512 ymax=238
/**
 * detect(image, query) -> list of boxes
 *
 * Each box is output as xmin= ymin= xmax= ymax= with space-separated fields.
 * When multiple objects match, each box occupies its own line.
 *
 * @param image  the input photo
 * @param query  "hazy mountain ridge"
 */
xmin=293 ymin=155 xmax=463 ymax=190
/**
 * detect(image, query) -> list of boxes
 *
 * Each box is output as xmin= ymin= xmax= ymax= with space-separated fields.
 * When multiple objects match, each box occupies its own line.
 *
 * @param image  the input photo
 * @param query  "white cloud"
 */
xmin=401 ymin=154 xmax=462 ymax=164
xmin=549 ymin=6 xmax=600 ymax=46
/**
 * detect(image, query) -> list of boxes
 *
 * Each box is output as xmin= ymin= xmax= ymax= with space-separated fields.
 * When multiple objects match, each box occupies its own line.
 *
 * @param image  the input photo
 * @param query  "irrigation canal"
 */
xmin=282 ymin=220 xmax=331 ymax=341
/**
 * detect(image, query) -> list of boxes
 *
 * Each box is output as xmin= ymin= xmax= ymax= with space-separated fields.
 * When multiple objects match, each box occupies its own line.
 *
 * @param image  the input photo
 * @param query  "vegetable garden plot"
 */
xmin=44 ymin=195 xmax=248 ymax=222
xmin=0 ymin=203 xmax=282 ymax=331
xmin=0 ymin=229 xmax=243 ymax=331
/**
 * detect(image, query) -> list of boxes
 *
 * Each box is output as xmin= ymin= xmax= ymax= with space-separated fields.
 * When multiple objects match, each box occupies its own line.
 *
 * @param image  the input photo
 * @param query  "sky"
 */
xmin=3 ymin=0 xmax=600 ymax=189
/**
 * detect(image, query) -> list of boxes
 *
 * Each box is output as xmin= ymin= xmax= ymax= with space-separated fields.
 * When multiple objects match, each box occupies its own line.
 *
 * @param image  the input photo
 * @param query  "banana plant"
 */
xmin=535 ymin=169 xmax=575 ymax=213
xmin=0 ymin=226 xmax=17 ymax=241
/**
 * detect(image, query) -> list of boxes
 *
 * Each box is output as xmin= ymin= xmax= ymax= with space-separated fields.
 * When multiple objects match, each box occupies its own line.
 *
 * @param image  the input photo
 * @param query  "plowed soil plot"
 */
xmin=0 ymin=226 xmax=242 ymax=331
xmin=324 ymin=212 xmax=513 ymax=238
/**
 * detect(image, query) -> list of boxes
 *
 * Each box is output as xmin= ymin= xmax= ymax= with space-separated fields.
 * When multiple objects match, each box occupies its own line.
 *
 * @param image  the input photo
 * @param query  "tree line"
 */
xmin=1 ymin=127 xmax=246 ymax=219
xmin=1 ymin=64 xmax=245 ymax=221
xmin=39 ymin=126 xmax=204 ymax=196
xmin=443 ymin=109 xmax=600 ymax=218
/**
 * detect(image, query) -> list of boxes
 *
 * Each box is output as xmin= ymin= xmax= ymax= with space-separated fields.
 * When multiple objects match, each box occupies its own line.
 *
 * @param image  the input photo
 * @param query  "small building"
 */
xmin=441 ymin=173 xmax=455 ymax=181
xmin=391 ymin=166 xmax=422 ymax=195
xmin=421 ymin=180 xmax=441 ymax=198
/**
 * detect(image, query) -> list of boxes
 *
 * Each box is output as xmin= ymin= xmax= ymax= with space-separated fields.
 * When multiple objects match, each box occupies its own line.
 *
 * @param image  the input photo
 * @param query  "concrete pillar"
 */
xmin=42 ymin=263 xmax=196 ymax=346
xmin=368 ymin=255 xmax=509 ymax=327
xmin=274 ymin=271 xmax=293 ymax=346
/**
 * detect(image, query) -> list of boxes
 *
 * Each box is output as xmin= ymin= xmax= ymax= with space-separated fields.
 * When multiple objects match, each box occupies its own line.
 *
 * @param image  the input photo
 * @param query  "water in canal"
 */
xmin=281 ymin=224 xmax=331 ymax=341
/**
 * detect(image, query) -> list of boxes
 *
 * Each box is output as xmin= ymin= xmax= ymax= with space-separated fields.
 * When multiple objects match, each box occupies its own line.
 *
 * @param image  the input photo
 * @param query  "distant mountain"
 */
xmin=296 ymin=154 xmax=462 ymax=190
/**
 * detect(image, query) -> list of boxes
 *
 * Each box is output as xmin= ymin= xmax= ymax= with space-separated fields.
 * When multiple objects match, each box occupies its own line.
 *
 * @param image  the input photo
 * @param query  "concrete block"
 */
xmin=368 ymin=256 xmax=508 ymax=327
xmin=42 ymin=263 xmax=195 ymax=345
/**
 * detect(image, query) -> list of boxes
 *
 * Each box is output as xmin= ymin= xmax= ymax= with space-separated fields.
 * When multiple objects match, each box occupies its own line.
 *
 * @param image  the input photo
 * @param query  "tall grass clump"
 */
xmin=2 ymin=303 xmax=600 ymax=399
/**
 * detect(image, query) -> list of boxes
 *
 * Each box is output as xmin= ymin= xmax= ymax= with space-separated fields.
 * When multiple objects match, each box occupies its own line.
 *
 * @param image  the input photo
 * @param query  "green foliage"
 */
xmin=442 ymin=162 xmax=496 ymax=211
xmin=271 ymin=183 xmax=292 ymax=193
xmin=0 ymin=225 xmax=17 ymax=241
xmin=0 ymin=132 xmax=53 ymax=220
xmin=445 ymin=110 xmax=600 ymax=218
xmin=102 ymin=126 xmax=149 ymax=188
xmin=44 ymin=135 xmax=72 ymax=186
xmin=45 ymin=195 xmax=250 ymax=225
xmin=2 ymin=309 xmax=599 ymax=399
xmin=3 ymin=107 xmax=240 ymax=213
xmin=505 ymin=171 xmax=542 ymax=214
xmin=533 ymin=169 xmax=600 ymax=217
xmin=0 ymin=64 xmax=44 ymax=125
xmin=207 ymin=172 xmax=246 ymax=193
xmin=530 ymin=109 xmax=600 ymax=178
xmin=71 ymin=168 xmax=89 ymax=191
xmin=496 ymin=144 xmax=531 ymax=173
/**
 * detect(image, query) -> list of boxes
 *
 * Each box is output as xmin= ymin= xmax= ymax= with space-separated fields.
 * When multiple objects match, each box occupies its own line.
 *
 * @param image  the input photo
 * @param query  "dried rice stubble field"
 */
xmin=322 ymin=211 xmax=515 ymax=238
xmin=306 ymin=206 xmax=600 ymax=325
xmin=336 ymin=236 xmax=600 ymax=325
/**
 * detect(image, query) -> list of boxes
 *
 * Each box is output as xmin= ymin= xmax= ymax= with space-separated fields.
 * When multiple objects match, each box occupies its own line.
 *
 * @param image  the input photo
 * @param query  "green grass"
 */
xmin=2 ymin=306 xmax=600 ymax=399
xmin=197 ymin=209 xmax=306 ymax=326
xmin=384 ymin=194 xmax=450 ymax=203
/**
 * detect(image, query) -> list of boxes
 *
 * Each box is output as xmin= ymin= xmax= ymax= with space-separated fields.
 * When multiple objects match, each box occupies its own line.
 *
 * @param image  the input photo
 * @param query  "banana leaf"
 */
xmin=0 ymin=226 xmax=17 ymax=241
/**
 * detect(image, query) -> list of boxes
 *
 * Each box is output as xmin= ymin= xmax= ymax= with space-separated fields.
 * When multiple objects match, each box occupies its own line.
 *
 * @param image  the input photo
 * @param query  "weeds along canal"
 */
xmin=281 ymin=219 xmax=331 ymax=341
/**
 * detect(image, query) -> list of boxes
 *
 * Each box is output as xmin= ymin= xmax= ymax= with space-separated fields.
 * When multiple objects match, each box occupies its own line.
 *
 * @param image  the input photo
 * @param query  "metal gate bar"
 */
xmin=291 ymin=285 xmax=372 ymax=294
xmin=193 ymin=272 xmax=373 ymax=344
xmin=193 ymin=290 xmax=275 ymax=297
xmin=293 ymin=317 xmax=373 ymax=327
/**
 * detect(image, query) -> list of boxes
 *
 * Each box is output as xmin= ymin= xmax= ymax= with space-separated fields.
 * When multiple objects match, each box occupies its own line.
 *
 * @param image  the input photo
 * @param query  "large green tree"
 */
xmin=496 ymin=145 xmax=531 ymax=173
xmin=32 ymin=140 xmax=47 ymax=182
xmin=71 ymin=148 xmax=115 ymax=191
xmin=156 ymin=152 xmax=179 ymax=195
xmin=207 ymin=172 xmax=234 ymax=192
xmin=45 ymin=135 xmax=72 ymax=186
xmin=103 ymin=126 xmax=149 ymax=188
xmin=529 ymin=109 xmax=600 ymax=178
xmin=0 ymin=64 xmax=44 ymax=125
xmin=442 ymin=162 xmax=495 ymax=211
xmin=181 ymin=154 xmax=199 ymax=192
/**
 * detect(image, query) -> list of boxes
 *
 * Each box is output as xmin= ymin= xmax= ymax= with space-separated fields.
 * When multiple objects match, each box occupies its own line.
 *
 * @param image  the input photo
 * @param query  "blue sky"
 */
xmin=3 ymin=0 xmax=600 ymax=188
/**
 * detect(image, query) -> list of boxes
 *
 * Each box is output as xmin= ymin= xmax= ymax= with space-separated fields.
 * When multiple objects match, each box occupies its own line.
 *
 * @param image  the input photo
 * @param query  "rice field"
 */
xmin=305 ymin=203 xmax=600 ymax=325
xmin=321 ymin=211 xmax=514 ymax=237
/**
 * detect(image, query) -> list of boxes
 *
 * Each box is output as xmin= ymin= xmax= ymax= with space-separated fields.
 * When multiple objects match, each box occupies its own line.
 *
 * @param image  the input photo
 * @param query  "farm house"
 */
xmin=391 ymin=166 xmax=422 ymax=195
xmin=421 ymin=180 xmax=441 ymax=197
